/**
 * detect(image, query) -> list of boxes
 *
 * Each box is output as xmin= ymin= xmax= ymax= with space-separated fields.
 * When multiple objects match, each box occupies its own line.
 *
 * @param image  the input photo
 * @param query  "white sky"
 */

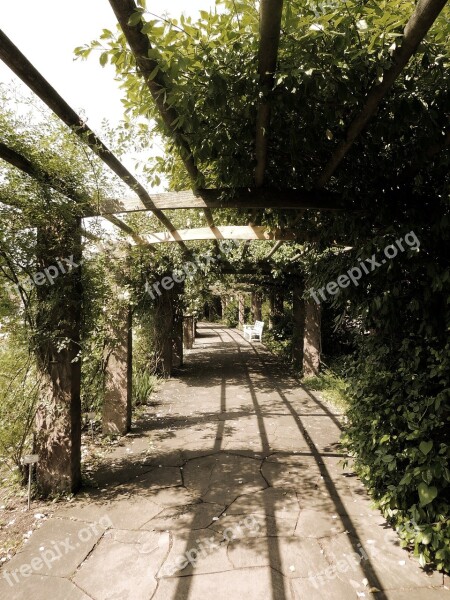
xmin=0 ymin=0 xmax=215 ymax=132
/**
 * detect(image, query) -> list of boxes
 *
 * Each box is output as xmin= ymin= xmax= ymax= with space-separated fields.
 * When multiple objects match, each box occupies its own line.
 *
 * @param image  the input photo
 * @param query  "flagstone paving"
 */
xmin=1 ymin=324 xmax=448 ymax=599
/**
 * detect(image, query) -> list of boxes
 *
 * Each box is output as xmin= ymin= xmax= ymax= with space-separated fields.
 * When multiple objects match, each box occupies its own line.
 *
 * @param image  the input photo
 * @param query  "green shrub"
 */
xmin=0 ymin=339 xmax=39 ymax=475
xmin=223 ymin=299 xmax=239 ymax=328
xmin=342 ymin=335 xmax=450 ymax=573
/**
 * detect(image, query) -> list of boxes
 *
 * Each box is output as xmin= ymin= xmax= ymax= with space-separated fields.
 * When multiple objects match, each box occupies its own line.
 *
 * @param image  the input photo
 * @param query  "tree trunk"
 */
xmin=34 ymin=217 xmax=82 ymax=496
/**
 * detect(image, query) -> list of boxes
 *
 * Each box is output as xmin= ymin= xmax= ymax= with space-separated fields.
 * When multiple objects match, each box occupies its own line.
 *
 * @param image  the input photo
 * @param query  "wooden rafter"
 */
xmin=107 ymin=0 xmax=220 ymax=247
xmin=0 ymin=31 xmax=188 ymax=251
xmin=315 ymin=0 xmax=448 ymax=188
xmin=0 ymin=141 xmax=151 ymax=247
xmin=255 ymin=0 xmax=284 ymax=186
xmin=139 ymin=225 xmax=310 ymax=245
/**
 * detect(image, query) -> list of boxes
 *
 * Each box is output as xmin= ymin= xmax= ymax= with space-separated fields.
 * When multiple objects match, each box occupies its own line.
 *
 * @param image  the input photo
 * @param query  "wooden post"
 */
xmin=292 ymin=280 xmax=306 ymax=370
xmin=303 ymin=300 xmax=321 ymax=377
xmin=34 ymin=216 xmax=82 ymax=496
xmin=103 ymin=306 xmax=132 ymax=435
xmin=238 ymin=294 xmax=245 ymax=329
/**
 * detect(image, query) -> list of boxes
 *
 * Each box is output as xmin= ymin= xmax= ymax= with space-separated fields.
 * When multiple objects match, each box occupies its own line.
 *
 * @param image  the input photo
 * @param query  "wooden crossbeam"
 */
xmin=0 ymin=31 xmax=187 ymax=252
xmin=97 ymin=187 xmax=344 ymax=215
xmin=140 ymin=225 xmax=305 ymax=245
xmin=315 ymin=0 xmax=448 ymax=188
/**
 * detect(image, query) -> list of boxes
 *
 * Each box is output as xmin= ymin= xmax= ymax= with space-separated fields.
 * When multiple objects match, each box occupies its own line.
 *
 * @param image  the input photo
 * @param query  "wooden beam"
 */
xmin=140 ymin=226 xmax=304 ymax=245
xmin=0 ymin=141 xmax=150 ymax=248
xmin=97 ymin=187 xmax=344 ymax=215
xmin=0 ymin=31 xmax=186 ymax=250
xmin=255 ymin=0 xmax=284 ymax=186
xmin=265 ymin=240 xmax=284 ymax=259
xmin=315 ymin=0 xmax=448 ymax=187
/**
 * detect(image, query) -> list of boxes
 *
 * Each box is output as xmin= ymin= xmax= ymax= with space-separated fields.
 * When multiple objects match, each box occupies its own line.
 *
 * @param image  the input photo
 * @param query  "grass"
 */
xmin=302 ymin=366 xmax=350 ymax=410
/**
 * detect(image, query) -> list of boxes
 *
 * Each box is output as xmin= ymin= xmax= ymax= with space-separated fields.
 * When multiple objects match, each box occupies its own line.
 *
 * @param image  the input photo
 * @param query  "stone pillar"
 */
xmin=269 ymin=288 xmax=283 ymax=329
xmin=172 ymin=283 xmax=184 ymax=368
xmin=183 ymin=315 xmax=195 ymax=349
xmin=303 ymin=300 xmax=321 ymax=377
xmin=292 ymin=280 xmax=306 ymax=370
xmin=251 ymin=291 xmax=262 ymax=321
xmin=103 ymin=306 xmax=132 ymax=435
xmin=238 ymin=294 xmax=245 ymax=329
xmin=34 ymin=216 xmax=82 ymax=496
xmin=153 ymin=284 xmax=174 ymax=377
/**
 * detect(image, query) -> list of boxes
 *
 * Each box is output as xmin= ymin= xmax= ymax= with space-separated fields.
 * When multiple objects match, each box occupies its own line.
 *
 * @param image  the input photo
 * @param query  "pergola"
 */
xmin=0 ymin=0 xmax=447 ymax=494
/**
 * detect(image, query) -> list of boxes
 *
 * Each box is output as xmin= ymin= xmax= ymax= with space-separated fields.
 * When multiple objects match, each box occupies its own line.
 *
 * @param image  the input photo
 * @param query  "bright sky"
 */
xmin=0 ymin=0 xmax=215 ymax=132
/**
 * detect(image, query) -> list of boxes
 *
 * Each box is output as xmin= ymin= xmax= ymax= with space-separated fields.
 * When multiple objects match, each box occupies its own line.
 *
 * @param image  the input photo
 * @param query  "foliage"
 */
xmin=0 ymin=332 xmax=40 ymax=474
xmin=222 ymin=298 xmax=239 ymax=328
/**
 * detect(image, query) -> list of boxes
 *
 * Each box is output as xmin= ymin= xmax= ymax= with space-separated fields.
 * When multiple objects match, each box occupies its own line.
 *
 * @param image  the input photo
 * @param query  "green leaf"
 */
xmin=419 ymin=441 xmax=433 ymax=455
xmin=418 ymin=482 xmax=437 ymax=506
xmin=128 ymin=11 xmax=143 ymax=27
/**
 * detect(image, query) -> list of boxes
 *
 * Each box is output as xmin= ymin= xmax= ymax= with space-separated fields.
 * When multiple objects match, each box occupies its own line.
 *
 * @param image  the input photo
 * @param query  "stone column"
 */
xmin=238 ymin=293 xmax=245 ymax=329
xmin=103 ymin=305 xmax=132 ymax=435
xmin=34 ymin=216 xmax=83 ymax=496
xmin=183 ymin=315 xmax=195 ymax=349
xmin=251 ymin=291 xmax=262 ymax=321
xmin=292 ymin=280 xmax=306 ymax=370
xmin=172 ymin=283 xmax=184 ymax=368
xmin=303 ymin=300 xmax=321 ymax=377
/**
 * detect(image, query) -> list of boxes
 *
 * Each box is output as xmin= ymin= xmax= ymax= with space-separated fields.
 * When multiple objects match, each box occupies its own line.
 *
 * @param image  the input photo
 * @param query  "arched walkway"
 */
xmin=0 ymin=325 xmax=447 ymax=599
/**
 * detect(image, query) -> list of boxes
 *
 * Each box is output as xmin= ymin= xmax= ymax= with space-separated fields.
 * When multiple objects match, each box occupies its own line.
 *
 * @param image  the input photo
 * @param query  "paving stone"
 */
xmin=290 ymin=575 xmax=363 ymax=599
xmin=227 ymin=488 xmax=301 ymax=520
xmin=0 ymin=574 xmax=91 ymax=600
xmin=183 ymin=452 xmax=267 ymax=504
xmin=320 ymin=531 xmax=443 ymax=591
xmin=382 ymin=588 xmax=450 ymax=599
xmin=56 ymin=495 xmax=162 ymax=530
xmin=294 ymin=509 xmax=346 ymax=538
xmin=209 ymin=512 xmax=297 ymax=538
xmin=73 ymin=529 xmax=170 ymax=599
xmin=2 ymin=518 xmax=104 ymax=579
xmin=152 ymin=566 xmax=291 ymax=600
xmin=158 ymin=528 xmax=231 ymax=577
xmin=227 ymin=536 xmax=329 ymax=578
xmin=141 ymin=502 xmax=225 ymax=533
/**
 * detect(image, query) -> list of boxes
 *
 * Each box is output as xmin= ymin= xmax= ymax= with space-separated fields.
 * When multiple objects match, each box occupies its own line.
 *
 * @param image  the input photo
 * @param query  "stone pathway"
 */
xmin=1 ymin=324 xmax=448 ymax=599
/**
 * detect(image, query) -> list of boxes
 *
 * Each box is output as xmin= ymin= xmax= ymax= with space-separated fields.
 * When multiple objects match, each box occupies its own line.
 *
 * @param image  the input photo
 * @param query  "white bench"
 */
xmin=243 ymin=320 xmax=264 ymax=342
